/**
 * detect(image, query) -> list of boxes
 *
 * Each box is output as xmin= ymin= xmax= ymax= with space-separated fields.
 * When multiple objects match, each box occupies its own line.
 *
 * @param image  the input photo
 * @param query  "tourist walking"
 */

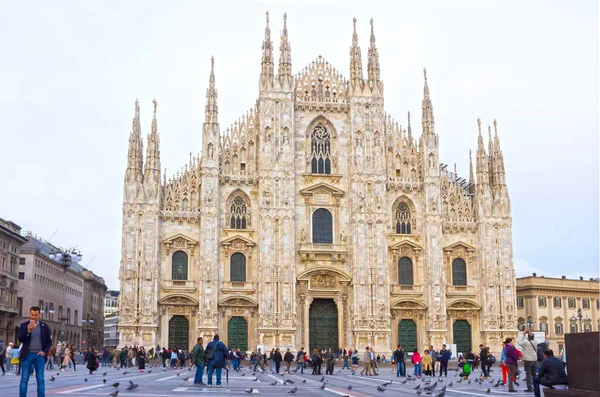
xmin=192 ymin=337 xmax=206 ymax=385
xmin=351 ymin=349 xmax=359 ymax=375
xmin=138 ymin=347 xmax=146 ymax=372
xmin=360 ymin=347 xmax=372 ymax=376
xmin=6 ymin=342 xmax=14 ymax=372
xmin=46 ymin=345 xmax=55 ymax=370
xmin=18 ymin=306 xmax=52 ymax=397
xmin=253 ymin=348 xmax=266 ymax=372
xmin=296 ymin=347 xmax=305 ymax=374
xmin=86 ymin=348 xmax=98 ymax=375
xmin=284 ymin=348 xmax=294 ymax=373
xmin=0 ymin=338 xmax=6 ymax=375
xmin=503 ymin=337 xmax=519 ymax=393
xmin=429 ymin=345 xmax=438 ymax=376
xmin=439 ymin=344 xmax=452 ymax=377
xmin=393 ymin=345 xmax=405 ymax=377
xmin=206 ymin=335 xmax=229 ymax=388
xmin=61 ymin=346 xmax=72 ymax=371
xmin=273 ymin=348 xmax=282 ymax=374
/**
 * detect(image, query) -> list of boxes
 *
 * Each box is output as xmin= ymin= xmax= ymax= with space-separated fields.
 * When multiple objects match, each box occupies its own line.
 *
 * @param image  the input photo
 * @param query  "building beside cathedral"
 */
xmin=118 ymin=14 xmax=517 ymax=355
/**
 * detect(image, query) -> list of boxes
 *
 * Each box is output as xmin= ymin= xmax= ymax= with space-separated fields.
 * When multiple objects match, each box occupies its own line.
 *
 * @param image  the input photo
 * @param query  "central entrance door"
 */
xmin=309 ymin=299 xmax=338 ymax=352
xmin=398 ymin=319 xmax=417 ymax=352
xmin=453 ymin=319 xmax=472 ymax=354
xmin=228 ymin=316 xmax=248 ymax=353
xmin=168 ymin=315 xmax=189 ymax=351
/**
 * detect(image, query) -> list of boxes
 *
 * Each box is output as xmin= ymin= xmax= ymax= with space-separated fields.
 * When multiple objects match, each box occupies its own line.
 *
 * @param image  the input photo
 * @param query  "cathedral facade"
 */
xmin=118 ymin=14 xmax=518 ymax=355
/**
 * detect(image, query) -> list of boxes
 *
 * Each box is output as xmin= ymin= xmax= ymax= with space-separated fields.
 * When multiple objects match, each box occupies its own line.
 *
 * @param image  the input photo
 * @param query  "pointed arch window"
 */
xmin=172 ymin=251 xmax=188 ymax=281
xmin=395 ymin=202 xmax=413 ymax=234
xmin=398 ymin=257 xmax=414 ymax=285
xmin=229 ymin=195 xmax=248 ymax=229
xmin=452 ymin=258 xmax=467 ymax=286
xmin=312 ymin=208 xmax=333 ymax=244
xmin=311 ymin=125 xmax=331 ymax=174
xmin=230 ymin=253 xmax=246 ymax=282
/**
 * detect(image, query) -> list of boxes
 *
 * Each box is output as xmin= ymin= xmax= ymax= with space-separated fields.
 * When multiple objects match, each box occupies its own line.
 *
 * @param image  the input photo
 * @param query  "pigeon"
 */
xmin=377 ymin=385 xmax=386 ymax=392
xmin=493 ymin=380 xmax=501 ymax=387
xmin=439 ymin=386 xmax=447 ymax=392
xmin=189 ymin=368 xmax=192 ymax=371
xmin=241 ymin=373 xmax=246 ymax=376
xmin=489 ymin=379 xmax=495 ymax=384
xmin=49 ymin=376 xmax=55 ymax=382
xmin=383 ymin=381 xmax=392 ymax=386
xmin=108 ymin=392 xmax=119 ymax=397
xmin=252 ymin=373 xmax=256 ymax=376
xmin=401 ymin=379 xmax=409 ymax=384
xmin=288 ymin=387 xmax=298 ymax=394
xmin=147 ymin=370 xmax=152 ymax=373
xmin=417 ymin=391 xmax=422 ymax=396
xmin=253 ymin=377 xmax=259 ymax=382
xmin=129 ymin=380 xmax=134 ymax=385
xmin=457 ymin=379 xmax=462 ymax=383
xmin=123 ymin=371 xmax=129 ymax=375
xmin=414 ymin=384 xmax=421 ymax=390
xmin=320 ymin=376 xmax=325 ymax=382
xmin=103 ymin=379 xmax=107 ymax=384
xmin=112 ymin=383 xmax=120 ymax=388
xmin=126 ymin=385 xmax=135 ymax=391
xmin=486 ymin=389 xmax=491 ymax=394
xmin=436 ymin=392 xmax=446 ymax=397
xmin=347 ymin=385 xmax=353 ymax=390
xmin=85 ymin=378 xmax=88 ymax=382
xmin=103 ymin=372 xmax=108 ymax=376
xmin=177 ymin=373 xmax=180 ymax=376
xmin=302 ymin=379 xmax=307 ymax=383
xmin=162 ymin=368 xmax=167 ymax=372
xmin=448 ymin=382 xmax=453 ymax=387
xmin=270 ymin=381 xmax=278 ymax=386
xmin=56 ymin=373 xmax=60 ymax=376
xmin=320 ymin=384 xmax=326 ymax=390
xmin=285 ymin=379 xmax=295 ymax=384
xmin=245 ymin=389 xmax=253 ymax=394
xmin=468 ymin=380 xmax=472 ymax=384
xmin=182 ymin=376 xmax=190 ymax=381
xmin=426 ymin=391 xmax=433 ymax=395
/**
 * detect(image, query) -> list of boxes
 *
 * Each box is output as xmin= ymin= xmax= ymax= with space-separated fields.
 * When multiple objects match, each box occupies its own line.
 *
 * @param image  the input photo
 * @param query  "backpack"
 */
xmin=489 ymin=355 xmax=497 ymax=364
xmin=205 ymin=346 xmax=215 ymax=361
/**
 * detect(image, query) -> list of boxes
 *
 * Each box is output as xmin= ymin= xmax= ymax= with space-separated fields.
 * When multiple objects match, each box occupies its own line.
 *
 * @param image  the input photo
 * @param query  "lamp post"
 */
xmin=115 ymin=319 xmax=119 ymax=348
xmin=49 ymin=247 xmax=82 ymax=343
xmin=82 ymin=315 xmax=95 ymax=348
xmin=570 ymin=308 xmax=590 ymax=333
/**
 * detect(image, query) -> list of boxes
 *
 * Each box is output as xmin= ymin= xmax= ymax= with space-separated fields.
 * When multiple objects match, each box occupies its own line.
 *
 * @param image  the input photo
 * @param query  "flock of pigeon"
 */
xmin=45 ymin=363 xmax=516 ymax=396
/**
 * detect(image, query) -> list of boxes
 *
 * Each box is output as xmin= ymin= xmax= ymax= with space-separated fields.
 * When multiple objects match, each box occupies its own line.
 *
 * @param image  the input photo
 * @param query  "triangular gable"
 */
xmin=443 ymin=241 xmax=476 ymax=252
xmin=221 ymin=234 xmax=256 ymax=247
xmin=162 ymin=233 xmax=198 ymax=246
xmin=299 ymin=182 xmax=345 ymax=197
xmin=389 ymin=239 xmax=422 ymax=251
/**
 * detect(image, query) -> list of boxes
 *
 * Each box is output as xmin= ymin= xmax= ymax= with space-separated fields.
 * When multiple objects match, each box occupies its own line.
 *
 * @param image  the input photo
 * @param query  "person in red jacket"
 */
xmin=412 ymin=349 xmax=422 ymax=378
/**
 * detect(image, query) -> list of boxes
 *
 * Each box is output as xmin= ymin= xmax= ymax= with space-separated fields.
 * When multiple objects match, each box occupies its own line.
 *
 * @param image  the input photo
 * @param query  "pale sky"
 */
xmin=1 ymin=0 xmax=598 ymax=290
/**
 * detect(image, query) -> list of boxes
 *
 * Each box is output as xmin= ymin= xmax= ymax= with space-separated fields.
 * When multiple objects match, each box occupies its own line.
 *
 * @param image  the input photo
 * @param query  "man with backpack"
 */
xmin=205 ymin=335 xmax=228 ymax=388
xmin=438 ymin=344 xmax=452 ymax=377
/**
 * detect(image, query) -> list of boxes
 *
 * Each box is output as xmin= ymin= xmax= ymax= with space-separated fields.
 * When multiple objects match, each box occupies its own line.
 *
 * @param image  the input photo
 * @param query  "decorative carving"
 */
xmin=310 ymin=274 xmax=335 ymax=288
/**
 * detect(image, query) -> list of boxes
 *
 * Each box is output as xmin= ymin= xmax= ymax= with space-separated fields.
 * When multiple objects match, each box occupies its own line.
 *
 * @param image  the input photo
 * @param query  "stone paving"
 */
xmin=3 ymin=361 xmax=543 ymax=397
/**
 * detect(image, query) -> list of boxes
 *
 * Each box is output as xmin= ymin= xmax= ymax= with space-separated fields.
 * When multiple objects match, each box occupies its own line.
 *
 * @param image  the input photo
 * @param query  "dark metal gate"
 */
xmin=228 ymin=316 xmax=248 ymax=352
xmin=453 ymin=320 xmax=472 ymax=354
xmin=168 ymin=315 xmax=189 ymax=351
xmin=309 ymin=299 xmax=338 ymax=352
xmin=398 ymin=319 xmax=417 ymax=352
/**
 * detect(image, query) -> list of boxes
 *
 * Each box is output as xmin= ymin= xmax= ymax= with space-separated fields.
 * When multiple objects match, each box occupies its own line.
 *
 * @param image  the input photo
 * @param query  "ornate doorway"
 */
xmin=453 ymin=320 xmax=471 ymax=354
xmin=168 ymin=316 xmax=189 ymax=351
xmin=228 ymin=316 xmax=248 ymax=352
xmin=398 ymin=319 xmax=417 ymax=352
xmin=309 ymin=299 xmax=338 ymax=352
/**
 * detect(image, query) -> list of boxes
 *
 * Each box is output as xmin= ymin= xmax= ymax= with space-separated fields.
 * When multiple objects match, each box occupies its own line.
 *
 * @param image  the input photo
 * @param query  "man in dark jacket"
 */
xmin=295 ymin=347 xmax=305 ymax=374
xmin=283 ymin=348 xmax=294 ymax=373
xmin=273 ymin=348 xmax=283 ymax=374
xmin=393 ymin=345 xmax=405 ymax=377
xmin=206 ymin=335 xmax=228 ymax=388
xmin=480 ymin=345 xmax=489 ymax=378
xmin=438 ymin=344 xmax=452 ymax=377
xmin=18 ymin=306 xmax=52 ymax=397
xmin=533 ymin=350 xmax=568 ymax=397
xmin=192 ymin=337 xmax=206 ymax=385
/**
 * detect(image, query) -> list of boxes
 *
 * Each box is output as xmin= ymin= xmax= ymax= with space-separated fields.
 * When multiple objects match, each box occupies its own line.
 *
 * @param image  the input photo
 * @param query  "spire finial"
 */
xmin=493 ymin=119 xmax=498 ymax=137
xmin=488 ymin=125 xmax=492 ymax=140
xmin=134 ymin=99 xmax=140 ymax=118
xmin=266 ymin=10 xmax=269 ymax=26
xmin=477 ymin=118 xmax=482 ymax=135
xmin=210 ymin=56 xmax=215 ymax=75
xmin=283 ymin=12 xmax=287 ymax=29
xmin=153 ymin=98 xmax=157 ymax=117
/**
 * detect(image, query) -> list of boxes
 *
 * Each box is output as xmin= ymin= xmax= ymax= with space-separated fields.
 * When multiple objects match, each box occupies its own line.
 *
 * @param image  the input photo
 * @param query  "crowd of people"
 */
xmin=6 ymin=305 xmax=572 ymax=397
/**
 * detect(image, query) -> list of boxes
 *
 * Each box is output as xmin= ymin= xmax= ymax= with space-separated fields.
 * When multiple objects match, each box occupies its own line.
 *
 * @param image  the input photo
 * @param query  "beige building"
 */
xmin=18 ymin=234 xmax=85 ymax=348
xmin=118 ymin=14 xmax=518 ymax=355
xmin=516 ymin=274 xmax=600 ymax=354
xmin=0 ymin=218 xmax=27 ymax=343
xmin=82 ymin=269 xmax=107 ymax=349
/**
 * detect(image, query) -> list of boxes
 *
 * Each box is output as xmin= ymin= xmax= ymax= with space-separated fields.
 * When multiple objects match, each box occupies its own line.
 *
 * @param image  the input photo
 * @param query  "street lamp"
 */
xmin=82 ymin=316 xmax=95 ymax=347
xmin=523 ymin=315 xmax=537 ymax=331
xmin=570 ymin=308 xmax=590 ymax=333
xmin=49 ymin=247 xmax=82 ymax=343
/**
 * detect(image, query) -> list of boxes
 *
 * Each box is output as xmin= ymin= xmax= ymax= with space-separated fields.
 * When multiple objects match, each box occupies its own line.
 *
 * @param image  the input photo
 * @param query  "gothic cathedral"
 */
xmin=118 ymin=14 xmax=518 ymax=355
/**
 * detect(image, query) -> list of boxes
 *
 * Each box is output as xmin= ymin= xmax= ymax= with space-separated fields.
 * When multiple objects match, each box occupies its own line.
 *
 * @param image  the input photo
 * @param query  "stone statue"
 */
xmin=340 ymin=230 xmax=347 ymax=243
xmin=300 ymin=228 xmax=306 ymax=242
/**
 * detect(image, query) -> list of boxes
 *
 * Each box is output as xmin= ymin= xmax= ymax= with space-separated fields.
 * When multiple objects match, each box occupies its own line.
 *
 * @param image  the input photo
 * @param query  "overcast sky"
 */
xmin=1 ymin=0 xmax=598 ymax=290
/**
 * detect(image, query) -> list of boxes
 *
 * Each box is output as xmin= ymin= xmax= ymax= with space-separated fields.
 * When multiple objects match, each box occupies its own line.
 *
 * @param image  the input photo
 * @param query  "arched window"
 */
xmin=452 ymin=258 xmax=467 ymax=286
xmin=310 ymin=125 xmax=331 ymax=174
xmin=395 ymin=202 xmax=413 ymax=234
xmin=229 ymin=195 xmax=248 ymax=229
xmin=230 ymin=253 xmax=246 ymax=282
xmin=312 ymin=208 xmax=333 ymax=244
xmin=398 ymin=257 xmax=413 ymax=285
xmin=172 ymin=251 xmax=188 ymax=280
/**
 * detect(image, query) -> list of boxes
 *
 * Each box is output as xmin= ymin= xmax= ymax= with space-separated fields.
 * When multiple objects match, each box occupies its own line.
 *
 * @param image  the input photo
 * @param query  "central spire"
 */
xmin=421 ymin=68 xmax=435 ymax=133
xmin=350 ymin=17 xmax=363 ymax=89
xmin=367 ymin=18 xmax=380 ymax=85
xmin=260 ymin=11 xmax=274 ymax=91
xmin=277 ymin=12 xmax=292 ymax=88
xmin=205 ymin=56 xmax=218 ymax=126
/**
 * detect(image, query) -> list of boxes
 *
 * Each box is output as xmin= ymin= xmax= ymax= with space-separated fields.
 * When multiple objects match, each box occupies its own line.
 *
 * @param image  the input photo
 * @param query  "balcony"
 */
xmin=446 ymin=285 xmax=476 ymax=297
xmin=298 ymin=243 xmax=348 ymax=261
xmin=391 ymin=284 xmax=424 ymax=296
xmin=162 ymin=280 xmax=197 ymax=293
xmin=221 ymin=281 xmax=256 ymax=295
